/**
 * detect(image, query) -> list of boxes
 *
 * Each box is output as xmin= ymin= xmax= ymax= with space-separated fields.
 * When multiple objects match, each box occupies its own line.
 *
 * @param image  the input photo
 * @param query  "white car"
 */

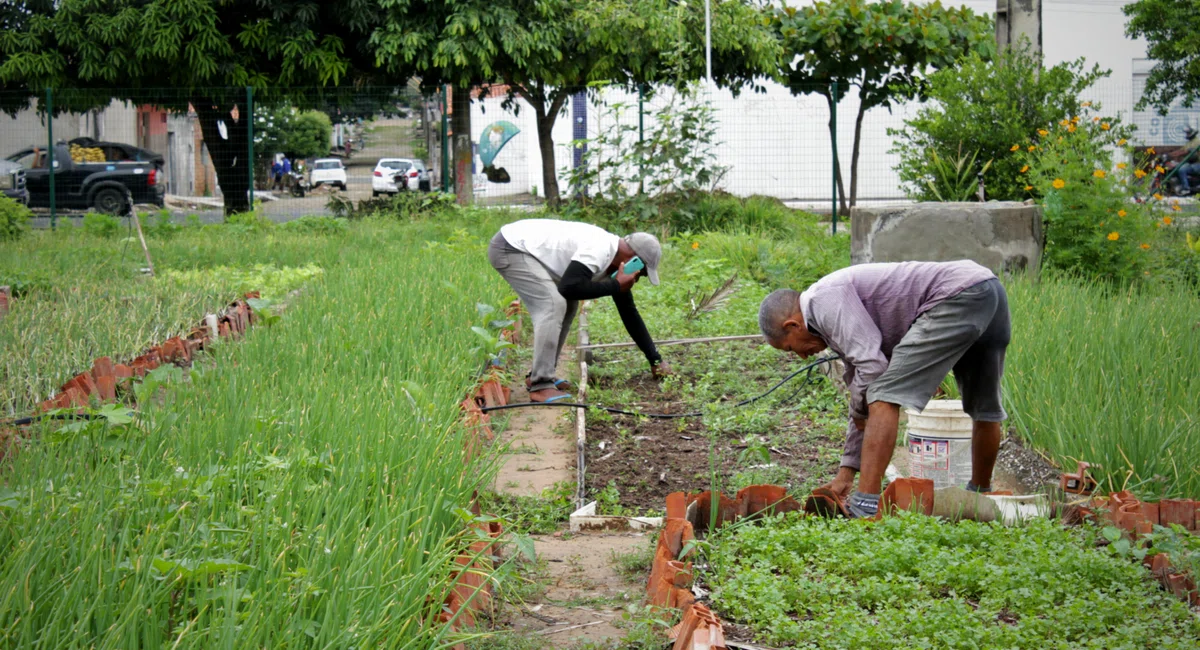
xmin=310 ymin=158 xmax=347 ymax=190
xmin=373 ymin=158 xmax=419 ymax=195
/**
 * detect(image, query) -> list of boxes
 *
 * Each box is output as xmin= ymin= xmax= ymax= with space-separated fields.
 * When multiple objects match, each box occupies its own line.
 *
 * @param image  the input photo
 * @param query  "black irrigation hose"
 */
xmin=478 ymin=355 xmax=840 ymax=419
xmin=3 ymin=412 xmax=104 ymax=427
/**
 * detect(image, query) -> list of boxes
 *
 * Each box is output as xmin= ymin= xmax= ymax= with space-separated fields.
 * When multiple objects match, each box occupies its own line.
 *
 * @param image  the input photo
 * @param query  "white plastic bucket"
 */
xmin=905 ymin=399 xmax=973 ymax=489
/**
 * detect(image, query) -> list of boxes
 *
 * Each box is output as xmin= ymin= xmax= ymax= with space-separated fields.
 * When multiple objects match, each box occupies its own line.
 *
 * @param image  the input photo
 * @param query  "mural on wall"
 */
xmin=479 ymin=121 xmax=519 ymax=183
xmin=1133 ymin=75 xmax=1200 ymax=146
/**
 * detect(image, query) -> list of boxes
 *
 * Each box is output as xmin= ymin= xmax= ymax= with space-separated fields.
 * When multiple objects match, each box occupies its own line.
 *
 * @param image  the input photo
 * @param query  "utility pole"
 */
xmin=995 ymin=0 xmax=1042 ymax=54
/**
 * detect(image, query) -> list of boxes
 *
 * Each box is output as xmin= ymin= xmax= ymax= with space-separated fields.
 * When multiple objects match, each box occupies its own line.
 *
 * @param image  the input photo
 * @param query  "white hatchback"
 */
xmin=310 ymin=158 xmax=347 ymax=190
xmin=372 ymin=158 xmax=418 ymax=195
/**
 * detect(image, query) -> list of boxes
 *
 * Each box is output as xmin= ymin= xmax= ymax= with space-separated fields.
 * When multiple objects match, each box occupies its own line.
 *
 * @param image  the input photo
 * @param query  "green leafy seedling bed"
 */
xmin=703 ymin=513 xmax=1200 ymax=649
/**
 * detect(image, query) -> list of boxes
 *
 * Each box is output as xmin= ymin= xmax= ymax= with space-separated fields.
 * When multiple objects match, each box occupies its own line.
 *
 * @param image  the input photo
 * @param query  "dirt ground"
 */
xmin=493 ymin=379 xmax=575 ymax=497
xmin=493 ymin=533 xmax=651 ymax=647
xmin=584 ymin=369 xmax=842 ymax=513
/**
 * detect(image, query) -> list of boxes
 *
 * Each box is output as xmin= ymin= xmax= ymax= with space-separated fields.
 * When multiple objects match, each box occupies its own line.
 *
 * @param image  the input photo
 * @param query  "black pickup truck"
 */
xmin=0 ymin=159 xmax=27 ymax=205
xmin=6 ymin=139 xmax=166 ymax=214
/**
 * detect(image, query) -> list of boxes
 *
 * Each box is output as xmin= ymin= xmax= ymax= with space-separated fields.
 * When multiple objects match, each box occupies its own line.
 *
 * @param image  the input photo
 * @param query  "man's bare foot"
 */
xmin=528 ymin=387 xmax=571 ymax=403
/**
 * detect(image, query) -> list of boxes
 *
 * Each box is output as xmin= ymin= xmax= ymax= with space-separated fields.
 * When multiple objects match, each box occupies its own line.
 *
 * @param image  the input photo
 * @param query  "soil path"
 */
xmin=493 ymin=363 xmax=575 ymax=496
xmin=502 ymin=532 xmax=650 ymax=647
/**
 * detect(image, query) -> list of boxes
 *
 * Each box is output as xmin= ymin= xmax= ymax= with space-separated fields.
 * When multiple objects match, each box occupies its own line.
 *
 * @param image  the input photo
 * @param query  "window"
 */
xmin=314 ymin=161 xmax=343 ymax=170
xmin=380 ymin=160 xmax=412 ymax=171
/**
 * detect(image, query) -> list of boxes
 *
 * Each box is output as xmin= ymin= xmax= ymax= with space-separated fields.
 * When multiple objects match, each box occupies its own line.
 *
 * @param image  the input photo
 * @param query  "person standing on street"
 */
xmin=757 ymin=261 xmax=1010 ymax=519
xmin=488 ymin=219 xmax=674 ymax=402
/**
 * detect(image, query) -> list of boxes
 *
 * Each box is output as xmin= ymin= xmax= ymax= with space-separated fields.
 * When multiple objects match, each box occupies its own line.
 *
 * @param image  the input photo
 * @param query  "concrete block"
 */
xmin=851 ymin=202 xmax=1043 ymax=274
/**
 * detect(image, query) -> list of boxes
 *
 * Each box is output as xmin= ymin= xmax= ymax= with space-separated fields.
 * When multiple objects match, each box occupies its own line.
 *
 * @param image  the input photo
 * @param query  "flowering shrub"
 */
xmin=1018 ymin=109 xmax=1156 ymax=283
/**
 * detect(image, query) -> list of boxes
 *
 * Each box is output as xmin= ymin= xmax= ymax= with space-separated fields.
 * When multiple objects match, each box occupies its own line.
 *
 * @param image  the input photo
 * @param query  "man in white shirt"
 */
xmin=488 ymin=219 xmax=674 ymax=402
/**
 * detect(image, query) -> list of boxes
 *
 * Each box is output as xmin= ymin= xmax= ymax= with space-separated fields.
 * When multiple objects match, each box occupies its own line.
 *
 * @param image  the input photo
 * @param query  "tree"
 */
xmin=371 ymin=0 xmax=780 ymax=205
xmin=889 ymin=45 xmax=1109 ymax=203
xmin=1125 ymin=1 xmax=1200 ymax=112
xmin=0 ymin=0 xmax=392 ymax=216
xmin=492 ymin=0 xmax=780 ymax=204
xmin=772 ymin=0 xmax=994 ymax=210
xmin=255 ymin=106 xmax=333 ymax=166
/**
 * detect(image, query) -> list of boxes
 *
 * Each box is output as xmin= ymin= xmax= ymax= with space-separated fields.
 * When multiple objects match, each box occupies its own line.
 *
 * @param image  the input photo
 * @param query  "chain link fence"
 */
xmin=10 ymin=82 xmax=1180 ymax=225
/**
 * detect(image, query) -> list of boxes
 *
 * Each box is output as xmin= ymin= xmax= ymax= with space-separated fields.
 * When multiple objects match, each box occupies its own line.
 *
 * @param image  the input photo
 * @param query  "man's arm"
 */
xmin=557 ymin=261 xmax=619 ymax=300
xmin=612 ymin=291 xmax=661 ymax=365
xmin=811 ymin=289 xmax=889 ymax=469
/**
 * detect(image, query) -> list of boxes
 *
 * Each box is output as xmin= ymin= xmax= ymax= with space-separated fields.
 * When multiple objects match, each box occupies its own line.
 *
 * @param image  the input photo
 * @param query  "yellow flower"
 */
xmin=1154 ymin=192 xmax=1165 ymax=200
xmin=1172 ymin=203 xmax=1182 ymax=211
xmin=1067 ymin=124 xmax=1077 ymax=133
xmin=1117 ymin=162 xmax=1127 ymax=170
xmin=1059 ymin=119 xmax=1070 ymax=127
xmin=1101 ymin=122 xmax=1111 ymax=130
xmin=1082 ymin=101 xmax=1093 ymax=108
xmin=1010 ymin=144 xmax=1020 ymax=152
xmin=1038 ymin=129 xmax=1049 ymax=136
xmin=1164 ymin=216 xmax=1173 ymax=225
xmin=1052 ymin=178 xmax=1066 ymax=189
xmin=1024 ymin=185 xmax=1033 ymax=191
xmin=692 ymin=241 xmax=700 ymax=250
xmin=1093 ymin=170 xmax=1107 ymax=179
xmin=1156 ymin=165 xmax=1166 ymax=174
xmin=1028 ymin=145 xmax=1037 ymax=152
xmin=1118 ymin=138 xmax=1128 ymax=146
xmin=1020 ymin=165 xmax=1030 ymax=173
xmin=1141 ymin=243 xmax=1151 ymax=250
xmin=1148 ymin=147 xmax=1157 ymax=154
xmin=1107 ymin=232 xmax=1120 ymax=241
xmin=1072 ymin=116 xmax=1081 ymax=124
xmin=1093 ymin=117 xmax=1101 ymax=123
xmin=1135 ymin=169 xmax=1147 ymax=179
xmin=1118 ymin=209 xmax=1127 ymax=217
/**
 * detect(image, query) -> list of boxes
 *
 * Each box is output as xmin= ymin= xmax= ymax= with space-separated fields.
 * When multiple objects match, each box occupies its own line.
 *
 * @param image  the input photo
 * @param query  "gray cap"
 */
xmin=624 ymin=232 xmax=662 ymax=285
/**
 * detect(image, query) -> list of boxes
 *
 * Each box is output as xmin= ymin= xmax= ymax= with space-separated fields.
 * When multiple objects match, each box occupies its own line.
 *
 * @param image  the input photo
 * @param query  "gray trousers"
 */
xmin=487 ymin=232 xmax=578 ymax=391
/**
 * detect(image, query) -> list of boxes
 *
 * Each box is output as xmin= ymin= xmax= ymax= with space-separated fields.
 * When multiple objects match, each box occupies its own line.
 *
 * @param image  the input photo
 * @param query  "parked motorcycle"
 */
xmin=1150 ymin=151 xmax=1200 ymax=197
xmin=288 ymin=170 xmax=311 ymax=198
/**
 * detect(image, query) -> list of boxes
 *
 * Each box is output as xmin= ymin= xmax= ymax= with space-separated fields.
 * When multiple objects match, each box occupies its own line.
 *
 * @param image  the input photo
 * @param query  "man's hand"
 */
xmin=824 ymin=466 xmax=857 ymax=501
xmin=651 ymin=360 xmax=674 ymax=379
xmin=615 ymin=260 xmax=643 ymax=292
xmin=852 ymin=417 xmax=866 ymax=433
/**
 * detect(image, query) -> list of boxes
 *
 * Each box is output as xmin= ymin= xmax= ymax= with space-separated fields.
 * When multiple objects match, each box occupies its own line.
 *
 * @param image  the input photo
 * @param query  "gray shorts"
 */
xmin=866 ymin=278 xmax=1010 ymax=421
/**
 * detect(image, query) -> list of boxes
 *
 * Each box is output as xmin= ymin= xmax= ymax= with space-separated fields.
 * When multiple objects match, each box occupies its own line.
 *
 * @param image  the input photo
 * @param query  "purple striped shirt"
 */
xmin=800 ymin=261 xmax=995 ymax=468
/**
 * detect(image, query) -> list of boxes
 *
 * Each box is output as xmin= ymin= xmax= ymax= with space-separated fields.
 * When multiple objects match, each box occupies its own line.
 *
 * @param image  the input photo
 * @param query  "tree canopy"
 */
xmin=0 ymin=0 xmax=390 ymax=214
xmin=1125 ymin=0 xmax=1200 ymax=112
xmin=773 ymin=0 xmax=994 ymax=209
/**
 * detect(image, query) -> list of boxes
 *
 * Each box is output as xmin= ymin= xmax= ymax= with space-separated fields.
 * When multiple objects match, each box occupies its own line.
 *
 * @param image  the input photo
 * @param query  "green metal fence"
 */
xmin=2 ymin=85 xmax=854 ymax=227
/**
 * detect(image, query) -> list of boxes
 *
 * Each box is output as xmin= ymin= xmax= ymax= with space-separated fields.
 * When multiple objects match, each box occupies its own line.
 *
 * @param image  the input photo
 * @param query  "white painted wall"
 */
xmin=469 ymin=0 xmax=1160 ymax=202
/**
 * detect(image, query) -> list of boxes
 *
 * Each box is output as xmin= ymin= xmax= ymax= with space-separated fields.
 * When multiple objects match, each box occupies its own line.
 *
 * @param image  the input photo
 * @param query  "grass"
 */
xmin=0 ymin=223 xmax=344 ymax=417
xmin=707 ymin=513 xmax=1200 ymax=649
xmin=0 ymin=217 xmax=522 ymax=647
xmin=1004 ymin=274 xmax=1200 ymax=498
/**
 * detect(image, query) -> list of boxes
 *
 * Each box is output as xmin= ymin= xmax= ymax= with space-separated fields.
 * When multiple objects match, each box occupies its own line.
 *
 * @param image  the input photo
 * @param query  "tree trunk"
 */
xmin=424 ymin=96 xmax=438 ymax=187
xmin=849 ymin=103 xmax=867 ymax=208
xmin=824 ymin=92 xmax=849 ymax=214
xmin=193 ymin=98 xmax=252 ymax=217
xmin=533 ymin=94 xmax=569 ymax=206
xmin=451 ymin=87 xmax=473 ymax=205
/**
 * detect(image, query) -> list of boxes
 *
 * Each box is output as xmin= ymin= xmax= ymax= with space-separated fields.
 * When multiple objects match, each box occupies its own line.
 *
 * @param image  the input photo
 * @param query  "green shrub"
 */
xmin=0 ymin=194 xmax=32 ymax=242
xmin=564 ymin=191 xmax=822 ymax=238
xmin=1017 ymin=110 xmax=1152 ymax=282
xmin=279 ymin=215 xmax=348 ymax=235
xmin=82 ymin=212 xmax=122 ymax=238
xmin=225 ymin=206 xmax=274 ymax=231
xmin=890 ymin=44 xmax=1108 ymax=202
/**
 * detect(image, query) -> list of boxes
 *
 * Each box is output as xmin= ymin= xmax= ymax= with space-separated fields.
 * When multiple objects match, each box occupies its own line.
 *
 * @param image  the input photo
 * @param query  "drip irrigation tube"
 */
xmin=479 ymin=355 xmax=840 ymax=419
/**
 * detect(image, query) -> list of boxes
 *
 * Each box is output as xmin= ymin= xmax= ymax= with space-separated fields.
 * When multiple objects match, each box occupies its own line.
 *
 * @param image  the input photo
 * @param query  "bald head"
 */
xmin=758 ymin=289 xmax=802 ymax=343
